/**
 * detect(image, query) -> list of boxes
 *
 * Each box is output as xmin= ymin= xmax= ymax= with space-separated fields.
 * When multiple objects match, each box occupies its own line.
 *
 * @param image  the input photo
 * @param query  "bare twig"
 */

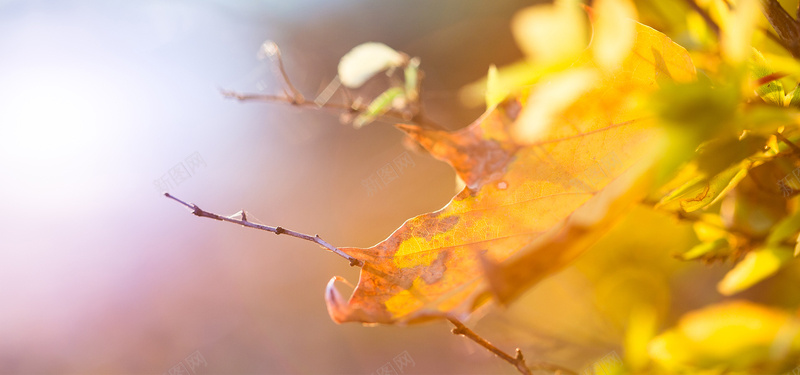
xmin=165 ymin=192 xmax=578 ymax=372
xmin=220 ymin=89 xmax=443 ymax=129
xmin=447 ymin=317 xmax=577 ymax=375
xmin=221 ymin=90 xmax=354 ymax=112
xmin=166 ymin=193 xmax=579 ymax=373
xmin=259 ymin=41 xmax=305 ymax=104
xmin=164 ymin=193 xmax=363 ymax=267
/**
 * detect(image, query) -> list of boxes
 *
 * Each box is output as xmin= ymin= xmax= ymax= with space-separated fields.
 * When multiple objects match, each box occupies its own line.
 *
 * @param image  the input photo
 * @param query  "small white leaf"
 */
xmin=338 ymin=42 xmax=405 ymax=88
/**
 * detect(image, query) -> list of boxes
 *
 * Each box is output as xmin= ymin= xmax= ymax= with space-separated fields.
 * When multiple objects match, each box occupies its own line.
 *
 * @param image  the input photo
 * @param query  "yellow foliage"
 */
xmin=649 ymin=301 xmax=800 ymax=372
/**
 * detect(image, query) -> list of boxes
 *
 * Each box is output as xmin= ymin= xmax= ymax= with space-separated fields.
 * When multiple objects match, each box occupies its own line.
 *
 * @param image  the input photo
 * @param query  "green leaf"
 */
xmin=684 ymin=168 xmax=746 ymax=213
xmin=459 ymin=60 xmax=546 ymax=108
xmin=648 ymin=301 xmax=800 ymax=372
xmin=749 ymin=49 xmax=784 ymax=106
xmin=654 ymin=81 xmax=739 ymax=140
xmin=484 ymin=64 xmax=506 ymax=108
xmin=767 ymin=208 xmax=800 ymax=245
xmin=789 ymin=83 xmax=800 ymax=108
xmin=679 ymin=238 xmax=729 ymax=261
xmin=658 ymin=165 xmax=747 ymax=212
xmin=692 ymin=214 xmax=728 ymax=242
xmin=737 ymin=105 xmax=797 ymax=135
xmin=718 ymin=246 xmax=794 ymax=295
xmin=695 ymin=136 xmax=766 ymax=178
xmin=353 ymin=87 xmax=405 ymax=128
xmin=404 ymin=57 xmax=420 ymax=102
xmin=794 ymin=234 xmax=800 ymax=257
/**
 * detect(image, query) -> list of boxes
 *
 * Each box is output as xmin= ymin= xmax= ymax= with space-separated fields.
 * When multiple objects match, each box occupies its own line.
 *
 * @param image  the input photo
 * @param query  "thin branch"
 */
xmin=164 ymin=193 xmax=363 ymax=267
xmin=259 ymin=41 xmax=305 ymax=104
xmin=166 ymin=193 xmax=578 ymax=373
xmin=446 ymin=317 xmax=577 ymax=375
xmin=221 ymin=89 xmax=444 ymax=128
xmin=760 ymin=26 xmax=795 ymax=55
xmin=221 ymin=90 xmax=355 ymax=112
xmin=682 ymin=0 xmax=721 ymax=37
xmin=230 ymin=41 xmax=446 ymax=130
xmin=776 ymin=131 xmax=800 ymax=154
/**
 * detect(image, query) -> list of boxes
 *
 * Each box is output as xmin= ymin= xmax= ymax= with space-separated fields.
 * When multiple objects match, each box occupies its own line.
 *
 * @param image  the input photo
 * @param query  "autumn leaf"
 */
xmin=325 ymin=15 xmax=696 ymax=324
xmin=718 ymin=245 xmax=794 ymax=295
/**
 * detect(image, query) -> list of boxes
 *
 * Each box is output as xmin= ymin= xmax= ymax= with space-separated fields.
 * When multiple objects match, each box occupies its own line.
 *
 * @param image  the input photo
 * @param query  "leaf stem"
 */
xmin=163 ymin=193 xmax=363 ymax=267
xmin=446 ymin=317 xmax=577 ymax=375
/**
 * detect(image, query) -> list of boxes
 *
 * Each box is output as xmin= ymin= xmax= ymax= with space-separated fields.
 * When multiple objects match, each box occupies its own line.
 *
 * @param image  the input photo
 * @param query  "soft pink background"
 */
xmin=0 ymin=1 xmax=546 ymax=373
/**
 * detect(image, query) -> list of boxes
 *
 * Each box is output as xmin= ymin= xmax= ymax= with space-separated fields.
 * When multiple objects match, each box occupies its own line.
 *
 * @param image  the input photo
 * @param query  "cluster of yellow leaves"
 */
xmin=325 ymin=0 xmax=800 ymax=373
xmin=648 ymin=301 xmax=800 ymax=373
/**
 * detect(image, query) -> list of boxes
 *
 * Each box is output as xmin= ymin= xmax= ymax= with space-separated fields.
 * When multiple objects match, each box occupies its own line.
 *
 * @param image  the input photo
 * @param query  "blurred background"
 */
xmin=0 ymin=0 xmax=540 ymax=373
xmin=5 ymin=0 xmax=791 ymax=374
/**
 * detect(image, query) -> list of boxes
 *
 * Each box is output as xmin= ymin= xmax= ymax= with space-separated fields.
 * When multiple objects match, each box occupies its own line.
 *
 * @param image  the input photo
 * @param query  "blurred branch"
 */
xmin=259 ymin=41 xmax=305 ymax=104
xmin=224 ymin=41 xmax=444 ymax=129
xmin=776 ymin=132 xmax=800 ymax=154
xmin=221 ymin=89 xmax=444 ymax=129
xmin=447 ymin=317 xmax=577 ymax=375
xmin=683 ymin=0 xmax=720 ymax=37
xmin=222 ymin=89 xmax=355 ymax=112
xmin=760 ymin=26 xmax=795 ymax=54
xmin=163 ymin=193 xmax=363 ymax=267
xmin=759 ymin=0 xmax=800 ymax=58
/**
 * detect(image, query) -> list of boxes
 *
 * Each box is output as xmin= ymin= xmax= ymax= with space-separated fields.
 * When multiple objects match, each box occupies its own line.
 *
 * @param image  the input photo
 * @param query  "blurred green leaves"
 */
xmin=648 ymin=301 xmax=800 ymax=373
